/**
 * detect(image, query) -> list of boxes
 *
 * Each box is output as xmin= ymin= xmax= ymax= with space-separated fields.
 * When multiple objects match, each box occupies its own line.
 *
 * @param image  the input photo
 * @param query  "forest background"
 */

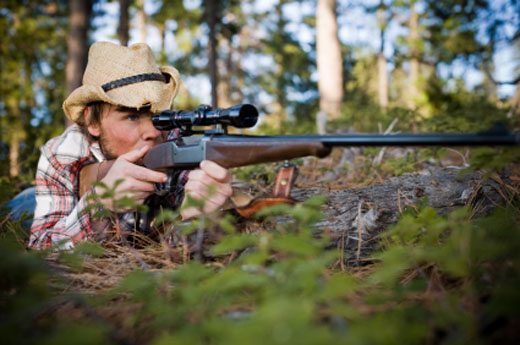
xmin=1 ymin=0 xmax=520 ymax=189
xmin=2 ymin=1 xmax=520 ymax=345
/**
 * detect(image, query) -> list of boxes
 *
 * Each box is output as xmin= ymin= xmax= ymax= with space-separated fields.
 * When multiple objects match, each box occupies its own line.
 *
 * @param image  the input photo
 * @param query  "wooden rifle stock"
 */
xmin=205 ymin=140 xmax=331 ymax=168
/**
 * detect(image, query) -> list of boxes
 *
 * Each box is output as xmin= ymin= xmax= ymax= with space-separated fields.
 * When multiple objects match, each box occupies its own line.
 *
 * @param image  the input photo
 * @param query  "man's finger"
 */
xmin=188 ymin=168 xmax=231 ymax=189
xmin=200 ymin=160 xmax=232 ymax=182
xmin=185 ymin=190 xmax=221 ymax=213
xmin=119 ymin=146 xmax=150 ymax=163
xmin=128 ymin=164 xmax=167 ymax=183
xmin=206 ymin=193 xmax=229 ymax=209
xmin=118 ymin=178 xmax=157 ymax=193
xmin=187 ymin=169 xmax=212 ymax=185
xmin=184 ymin=178 xmax=209 ymax=196
xmin=216 ymin=183 xmax=233 ymax=197
xmin=185 ymin=177 xmax=232 ymax=198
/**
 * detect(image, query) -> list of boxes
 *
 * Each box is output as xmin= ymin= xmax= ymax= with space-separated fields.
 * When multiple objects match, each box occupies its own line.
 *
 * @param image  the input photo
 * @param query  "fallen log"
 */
xmin=288 ymin=167 xmax=516 ymax=263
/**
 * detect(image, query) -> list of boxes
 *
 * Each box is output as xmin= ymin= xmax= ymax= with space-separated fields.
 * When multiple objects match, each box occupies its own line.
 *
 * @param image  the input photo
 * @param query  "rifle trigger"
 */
xmin=154 ymin=174 xmax=175 ymax=196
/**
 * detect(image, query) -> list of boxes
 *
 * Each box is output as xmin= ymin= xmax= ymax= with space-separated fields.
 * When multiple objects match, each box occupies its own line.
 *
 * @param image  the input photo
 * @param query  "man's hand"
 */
xmin=181 ymin=160 xmax=232 ymax=219
xmin=95 ymin=146 xmax=167 ymax=212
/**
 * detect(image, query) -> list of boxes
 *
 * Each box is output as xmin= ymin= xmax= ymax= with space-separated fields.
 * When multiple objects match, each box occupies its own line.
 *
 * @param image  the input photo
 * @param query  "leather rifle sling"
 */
xmin=79 ymin=160 xmax=115 ymax=198
xmin=233 ymin=164 xmax=298 ymax=218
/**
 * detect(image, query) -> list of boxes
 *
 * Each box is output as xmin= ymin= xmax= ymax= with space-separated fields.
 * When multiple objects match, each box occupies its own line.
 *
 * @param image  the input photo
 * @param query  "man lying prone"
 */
xmin=29 ymin=42 xmax=231 ymax=249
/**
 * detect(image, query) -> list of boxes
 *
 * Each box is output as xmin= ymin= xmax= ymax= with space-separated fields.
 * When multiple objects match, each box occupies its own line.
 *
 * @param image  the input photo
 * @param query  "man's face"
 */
xmin=87 ymin=104 xmax=165 ymax=160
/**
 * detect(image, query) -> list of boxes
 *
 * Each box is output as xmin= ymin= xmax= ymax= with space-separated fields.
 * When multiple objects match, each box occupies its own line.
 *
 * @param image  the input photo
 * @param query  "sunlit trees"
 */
xmin=317 ymin=0 xmax=343 ymax=130
xmin=66 ymin=0 xmax=92 ymax=122
xmin=0 ymin=1 xmax=68 ymax=178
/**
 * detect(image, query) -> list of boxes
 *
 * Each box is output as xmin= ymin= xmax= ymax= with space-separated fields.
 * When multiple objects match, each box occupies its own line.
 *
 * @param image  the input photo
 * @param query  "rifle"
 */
xmin=142 ymin=104 xmax=520 ymax=195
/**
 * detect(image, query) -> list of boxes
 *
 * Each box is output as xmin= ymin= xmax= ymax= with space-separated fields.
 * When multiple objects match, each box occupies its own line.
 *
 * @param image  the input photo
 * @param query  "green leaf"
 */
xmin=318 ymin=273 xmax=358 ymax=300
xmin=270 ymin=234 xmax=321 ymax=257
xmin=74 ymin=241 xmax=106 ymax=258
xmin=211 ymin=234 xmax=259 ymax=255
xmin=219 ymin=213 xmax=237 ymax=233
xmin=41 ymin=322 xmax=112 ymax=345
xmin=113 ymin=269 xmax=157 ymax=301
xmin=154 ymin=209 xmax=179 ymax=224
xmin=368 ymin=245 xmax=411 ymax=287
xmin=114 ymin=196 xmax=148 ymax=213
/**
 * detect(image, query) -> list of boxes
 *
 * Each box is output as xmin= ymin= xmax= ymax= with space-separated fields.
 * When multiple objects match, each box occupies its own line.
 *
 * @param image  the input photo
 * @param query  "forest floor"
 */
xmin=4 ymin=146 xmax=518 ymax=345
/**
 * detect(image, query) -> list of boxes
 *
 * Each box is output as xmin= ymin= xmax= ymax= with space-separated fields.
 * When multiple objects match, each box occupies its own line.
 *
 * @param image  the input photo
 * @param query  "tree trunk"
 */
xmin=137 ymin=0 xmax=147 ymax=43
xmin=234 ymin=27 xmax=249 ymax=105
xmin=217 ymin=37 xmax=233 ymax=108
xmin=156 ymin=23 xmax=167 ymax=65
xmin=408 ymin=0 xmax=420 ymax=110
xmin=377 ymin=2 xmax=388 ymax=110
xmin=118 ymin=0 xmax=129 ymax=46
xmin=316 ymin=0 xmax=343 ymax=127
xmin=9 ymin=130 xmax=20 ymax=177
xmin=507 ymin=83 xmax=520 ymax=118
xmin=66 ymin=0 xmax=91 ymax=125
xmin=206 ymin=0 xmax=219 ymax=109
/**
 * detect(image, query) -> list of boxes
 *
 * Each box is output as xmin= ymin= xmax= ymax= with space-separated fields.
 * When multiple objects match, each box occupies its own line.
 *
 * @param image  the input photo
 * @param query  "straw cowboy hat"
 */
xmin=63 ymin=41 xmax=180 ymax=123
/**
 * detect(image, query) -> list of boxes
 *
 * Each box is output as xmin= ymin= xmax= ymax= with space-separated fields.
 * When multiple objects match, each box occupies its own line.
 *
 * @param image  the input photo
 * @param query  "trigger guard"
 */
xmin=154 ymin=175 xmax=175 ymax=196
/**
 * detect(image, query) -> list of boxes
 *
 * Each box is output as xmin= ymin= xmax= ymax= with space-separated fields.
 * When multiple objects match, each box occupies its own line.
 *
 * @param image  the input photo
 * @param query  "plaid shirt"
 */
xmin=29 ymin=124 xmax=188 ymax=249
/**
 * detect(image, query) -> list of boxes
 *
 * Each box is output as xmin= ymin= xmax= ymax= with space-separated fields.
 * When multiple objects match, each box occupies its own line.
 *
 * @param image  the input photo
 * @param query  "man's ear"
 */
xmin=84 ymin=106 xmax=100 ymax=137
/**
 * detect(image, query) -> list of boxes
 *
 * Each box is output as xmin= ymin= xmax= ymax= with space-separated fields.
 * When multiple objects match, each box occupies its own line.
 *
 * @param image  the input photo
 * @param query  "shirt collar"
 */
xmin=89 ymin=141 xmax=106 ymax=162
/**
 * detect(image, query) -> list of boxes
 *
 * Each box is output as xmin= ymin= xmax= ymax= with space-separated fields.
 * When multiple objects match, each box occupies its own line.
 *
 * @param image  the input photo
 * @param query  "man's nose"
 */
xmin=142 ymin=117 xmax=162 ymax=141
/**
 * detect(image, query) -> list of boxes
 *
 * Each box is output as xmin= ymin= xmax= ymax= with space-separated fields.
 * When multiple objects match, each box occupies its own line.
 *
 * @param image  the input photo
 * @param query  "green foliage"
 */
xmin=0 ymin=221 xmax=117 ymax=345
xmin=423 ymin=76 xmax=510 ymax=133
xmin=96 ymin=193 xmax=519 ymax=345
xmin=40 ymin=322 xmax=113 ymax=345
xmin=2 ymin=183 xmax=520 ymax=344
xmin=0 ymin=1 xmax=68 ymax=181
xmin=0 ymin=176 xmax=23 ymax=204
xmin=101 ymin=195 xmax=341 ymax=344
xmin=381 ymin=154 xmax=417 ymax=176
xmin=0 ymin=237 xmax=52 ymax=345
xmin=461 ymin=147 xmax=520 ymax=177
xmin=380 ymin=149 xmax=434 ymax=176
xmin=1 ymin=1 xmax=520 ymax=343
xmin=58 ymin=241 xmax=106 ymax=272
xmin=83 ymin=180 xmax=149 ymax=220
xmin=232 ymin=162 xmax=278 ymax=185
xmin=359 ymin=204 xmax=520 ymax=344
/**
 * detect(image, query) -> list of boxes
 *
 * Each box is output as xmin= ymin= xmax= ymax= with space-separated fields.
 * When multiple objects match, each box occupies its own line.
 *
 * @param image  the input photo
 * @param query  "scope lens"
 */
xmin=233 ymin=104 xmax=258 ymax=128
xmin=152 ymin=111 xmax=175 ymax=130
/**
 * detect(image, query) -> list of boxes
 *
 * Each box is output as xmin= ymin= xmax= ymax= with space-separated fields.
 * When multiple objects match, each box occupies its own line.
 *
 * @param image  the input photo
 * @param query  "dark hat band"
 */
xmin=101 ymin=73 xmax=166 ymax=92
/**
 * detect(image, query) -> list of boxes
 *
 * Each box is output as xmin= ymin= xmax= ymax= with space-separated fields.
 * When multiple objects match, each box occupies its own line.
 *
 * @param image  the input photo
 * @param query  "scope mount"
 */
xmin=185 ymin=105 xmax=229 ymax=136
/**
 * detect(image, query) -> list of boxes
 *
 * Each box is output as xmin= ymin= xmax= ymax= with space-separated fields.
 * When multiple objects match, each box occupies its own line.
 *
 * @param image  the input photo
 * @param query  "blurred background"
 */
xmin=1 ymin=0 xmax=519 ymax=188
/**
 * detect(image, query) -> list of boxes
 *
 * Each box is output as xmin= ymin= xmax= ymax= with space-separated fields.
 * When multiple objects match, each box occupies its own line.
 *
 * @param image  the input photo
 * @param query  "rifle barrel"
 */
xmin=212 ymin=133 xmax=520 ymax=146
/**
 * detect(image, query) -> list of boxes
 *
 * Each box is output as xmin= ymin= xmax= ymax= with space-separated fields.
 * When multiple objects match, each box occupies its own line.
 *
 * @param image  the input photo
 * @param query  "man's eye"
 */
xmin=127 ymin=114 xmax=138 ymax=121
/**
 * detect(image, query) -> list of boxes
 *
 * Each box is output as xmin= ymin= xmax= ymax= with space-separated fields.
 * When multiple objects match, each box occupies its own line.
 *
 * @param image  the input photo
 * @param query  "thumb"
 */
xmin=119 ymin=146 xmax=150 ymax=163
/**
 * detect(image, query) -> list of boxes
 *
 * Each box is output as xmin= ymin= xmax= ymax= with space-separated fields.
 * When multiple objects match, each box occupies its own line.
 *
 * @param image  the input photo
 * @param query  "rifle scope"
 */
xmin=152 ymin=104 xmax=258 ymax=130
